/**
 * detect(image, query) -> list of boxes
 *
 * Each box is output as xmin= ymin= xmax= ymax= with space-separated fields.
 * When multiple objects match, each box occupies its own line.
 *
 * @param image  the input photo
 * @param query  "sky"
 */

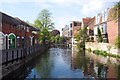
xmin=0 ymin=0 xmax=119 ymax=34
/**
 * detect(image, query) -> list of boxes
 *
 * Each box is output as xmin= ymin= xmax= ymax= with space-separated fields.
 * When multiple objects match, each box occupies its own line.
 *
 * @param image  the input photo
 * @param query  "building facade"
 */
xmin=0 ymin=12 xmax=39 ymax=50
xmin=94 ymin=6 xmax=119 ymax=45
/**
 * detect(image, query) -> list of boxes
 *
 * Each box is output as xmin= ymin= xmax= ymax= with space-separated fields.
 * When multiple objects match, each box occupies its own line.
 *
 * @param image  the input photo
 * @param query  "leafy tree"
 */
xmin=34 ymin=9 xmax=54 ymax=44
xmin=97 ymin=27 xmax=103 ymax=42
xmin=113 ymin=2 xmax=120 ymax=20
xmin=109 ymin=2 xmax=120 ymax=22
xmin=34 ymin=9 xmax=54 ymax=31
xmin=39 ymin=27 xmax=50 ymax=44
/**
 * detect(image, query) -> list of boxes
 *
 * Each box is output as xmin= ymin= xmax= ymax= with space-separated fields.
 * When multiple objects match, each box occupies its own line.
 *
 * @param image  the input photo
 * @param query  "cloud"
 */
xmin=81 ymin=0 xmax=103 ymax=16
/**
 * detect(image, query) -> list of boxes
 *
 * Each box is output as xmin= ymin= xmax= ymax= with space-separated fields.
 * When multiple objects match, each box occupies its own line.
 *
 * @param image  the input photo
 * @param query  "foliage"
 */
xmin=111 ymin=2 xmax=120 ymax=21
xmin=115 ymin=35 xmax=120 ymax=48
xmin=93 ymin=49 xmax=120 ymax=58
xmin=39 ymin=27 xmax=50 ymax=44
xmin=34 ymin=9 xmax=54 ymax=31
xmin=74 ymin=26 xmax=87 ymax=43
xmin=87 ymin=48 xmax=92 ymax=52
xmin=34 ymin=9 xmax=55 ymax=44
xmin=50 ymin=35 xmax=66 ymax=44
xmin=97 ymin=27 xmax=103 ymax=42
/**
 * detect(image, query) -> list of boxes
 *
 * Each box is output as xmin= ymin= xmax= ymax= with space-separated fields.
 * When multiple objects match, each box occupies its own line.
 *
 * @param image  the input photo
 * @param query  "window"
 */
xmin=74 ymin=22 xmax=77 ymax=26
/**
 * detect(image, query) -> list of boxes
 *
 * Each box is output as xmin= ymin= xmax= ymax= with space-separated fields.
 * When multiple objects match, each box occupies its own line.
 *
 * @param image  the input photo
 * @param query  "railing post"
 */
xmin=6 ymin=52 xmax=8 ymax=66
xmin=12 ymin=51 xmax=14 ymax=64
xmin=21 ymin=50 xmax=22 ymax=60
xmin=17 ymin=50 xmax=18 ymax=62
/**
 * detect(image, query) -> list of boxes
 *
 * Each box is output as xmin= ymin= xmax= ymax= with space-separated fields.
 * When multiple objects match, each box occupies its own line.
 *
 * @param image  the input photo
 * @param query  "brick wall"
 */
xmin=107 ymin=20 xmax=118 ymax=45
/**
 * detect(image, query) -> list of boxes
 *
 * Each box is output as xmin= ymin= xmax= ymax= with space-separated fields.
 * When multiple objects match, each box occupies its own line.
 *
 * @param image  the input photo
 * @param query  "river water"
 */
xmin=8 ymin=46 xmax=120 ymax=79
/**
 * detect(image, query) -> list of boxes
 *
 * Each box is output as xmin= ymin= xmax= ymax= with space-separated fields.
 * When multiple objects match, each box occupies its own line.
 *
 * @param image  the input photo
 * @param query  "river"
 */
xmin=5 ymin=46 xmax=120 ymax=79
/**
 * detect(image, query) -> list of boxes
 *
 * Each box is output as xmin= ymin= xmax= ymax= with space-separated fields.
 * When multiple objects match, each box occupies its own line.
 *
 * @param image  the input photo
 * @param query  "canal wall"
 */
xmin=1 ymin=44 xmax=50 ymax=79
xmin=85 ymin=42 xmax=120 ymax=55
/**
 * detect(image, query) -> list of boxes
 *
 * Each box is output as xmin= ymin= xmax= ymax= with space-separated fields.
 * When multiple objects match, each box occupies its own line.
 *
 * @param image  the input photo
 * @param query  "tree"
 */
xmin=34 ymin=9 xmax=54 ymax=31
xmin=34 ymin=9 xmax=55 ymax=44
xmin=114 ymin=2 xmax=120 ymax=19
xmin=39 ymin=27 xmax=50 ymax=44
xmin=109 ymin=2 xmax=120 ymax=22
xmin=97 ymin=27 xmax=103 ymax=42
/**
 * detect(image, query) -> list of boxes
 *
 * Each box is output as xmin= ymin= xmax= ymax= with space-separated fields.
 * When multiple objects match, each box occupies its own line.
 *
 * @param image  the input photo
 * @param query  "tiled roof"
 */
xmin=0 ymin=12 xmax=39 ymax=31
xmin=87 ymin=17 xmax=95 ymax=25
xmin=82 ymin=17 xmax=92 ymax=26
xmin=0 ymin=12 xmax=20 ymax=25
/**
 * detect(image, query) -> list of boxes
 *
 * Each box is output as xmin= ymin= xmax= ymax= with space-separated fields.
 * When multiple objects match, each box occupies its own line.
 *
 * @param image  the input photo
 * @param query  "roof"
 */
xmin=0 ymin=12 xmax=39 ymax=31
xmin=0 ymin=12 xmax=20 ymax=25
xmin=87 ymin=17 xmax=95 ymax=26
xmin=15 ymin=17 xmax=40 ymax=31
xmin=82 ymin=17 xmax=92 ymax=26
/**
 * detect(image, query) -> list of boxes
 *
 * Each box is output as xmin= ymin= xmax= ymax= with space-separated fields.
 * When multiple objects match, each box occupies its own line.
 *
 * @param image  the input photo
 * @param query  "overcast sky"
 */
xmin=0 ymin=0 xmax=119 ymax=33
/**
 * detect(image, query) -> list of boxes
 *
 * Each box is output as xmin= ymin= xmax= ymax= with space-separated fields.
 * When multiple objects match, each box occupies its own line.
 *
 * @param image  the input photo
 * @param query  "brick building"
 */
xmin=0 ymin=12 xmax=39 ymax=50
xmin=70 ymin=21 xmax=82 ymax=44
xmin=94 ymin=6 xmax=119 ymax=45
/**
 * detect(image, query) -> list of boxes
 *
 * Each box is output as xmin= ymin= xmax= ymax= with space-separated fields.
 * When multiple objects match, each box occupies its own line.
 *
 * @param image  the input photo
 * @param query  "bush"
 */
xmin=115 ymin=35 xmax=120 ymax=48
xmin=117 ymin=55 xmax=120 ymax=58
xmin=92 ymin=50 xmax=120 ymax=58
xmin=93 ymin=50 xmax=100 ymax=55
xmin=87 ymin=48 xmax=92 ymax=52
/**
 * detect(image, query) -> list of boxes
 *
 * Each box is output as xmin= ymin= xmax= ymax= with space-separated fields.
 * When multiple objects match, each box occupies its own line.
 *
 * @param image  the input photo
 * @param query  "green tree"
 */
xmin=97 ymin=27 xmax=103 ymax=42
xmin=39 ymin=28 xmax=50 ymax=44
xmin=34 ymin=9 xmax=54 ymax=31
xmin=113 ymin=2 xmax=120 ymax=21
xmin=34 ymin=9 xmax=54 ymax=44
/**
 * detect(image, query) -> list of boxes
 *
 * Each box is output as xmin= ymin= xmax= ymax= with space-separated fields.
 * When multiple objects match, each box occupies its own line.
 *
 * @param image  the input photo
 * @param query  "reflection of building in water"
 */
xmin=106 ymin=64 xmax=117 ymax=78
xmin=71 ymin=46 xmax=120 ymax=78
xmin=62 ymin=49 xmax=71 ymax=65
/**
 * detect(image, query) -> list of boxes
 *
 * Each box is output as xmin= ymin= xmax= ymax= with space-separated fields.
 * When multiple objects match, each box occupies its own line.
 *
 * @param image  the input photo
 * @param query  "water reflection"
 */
xmin=17 ymin=46 xmax=120 ymax=79
xmin=71 ymin=46 xmax=120 ymax=79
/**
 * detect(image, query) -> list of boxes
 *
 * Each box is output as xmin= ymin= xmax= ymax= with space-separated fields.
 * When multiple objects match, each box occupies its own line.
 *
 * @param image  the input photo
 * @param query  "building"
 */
xmin=70 ymin=21 xmax=82 ymax=44
xmin=94 ymin=6 xmax=119 ymax=45
xmin=81 ymin=17 xmax=92 ymax=29
xmin=62 ymin=25 xmax=70 ymax=37
xmin=0 ymin=12 xmax=40 ymax=64
xmin=87 ymin=17 xmax=95 ymax=42
xmin=0 ymin=12 xmax=39 ymax=50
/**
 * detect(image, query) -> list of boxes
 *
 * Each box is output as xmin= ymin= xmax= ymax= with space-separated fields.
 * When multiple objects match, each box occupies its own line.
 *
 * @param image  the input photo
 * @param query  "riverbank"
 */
xmin=2 ymin=45 xmax=50 ymax=79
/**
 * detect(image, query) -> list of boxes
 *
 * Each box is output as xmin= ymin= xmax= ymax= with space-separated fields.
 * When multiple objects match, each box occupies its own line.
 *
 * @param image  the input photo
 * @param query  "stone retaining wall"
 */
xmin=85 ymin=42 xmax=120 ymax=55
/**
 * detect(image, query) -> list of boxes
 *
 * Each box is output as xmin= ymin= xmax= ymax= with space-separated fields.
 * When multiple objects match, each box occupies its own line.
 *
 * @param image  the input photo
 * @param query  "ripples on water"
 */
xmin=8 ymin=47 xmax=120 ymax=79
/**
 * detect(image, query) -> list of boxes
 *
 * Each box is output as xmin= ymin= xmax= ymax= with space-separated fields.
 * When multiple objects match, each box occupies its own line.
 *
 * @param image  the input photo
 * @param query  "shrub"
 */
xmin=93 ymin=50 xmax=100 ymax=55
xmin=117 ymin=55 xmax=120 ymax=58
xmin=97 ymin=27 xmax=103 ymax=42
xmin=87 ymin=48 xmax=92 ymax=52
xmin=115 ymin=35 xmax=120 ymax=48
